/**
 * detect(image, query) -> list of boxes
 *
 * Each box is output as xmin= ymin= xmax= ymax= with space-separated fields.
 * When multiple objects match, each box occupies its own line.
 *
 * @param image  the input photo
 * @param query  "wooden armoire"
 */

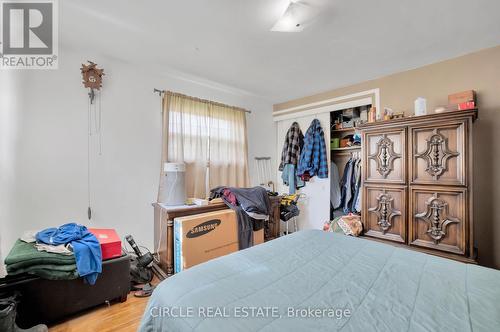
xmin=359 ymin=109 xmax=477 ymax=263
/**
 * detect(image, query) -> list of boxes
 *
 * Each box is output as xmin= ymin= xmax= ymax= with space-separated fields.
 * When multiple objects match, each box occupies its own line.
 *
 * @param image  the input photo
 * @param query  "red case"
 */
xmin=89 ymin=228 xmax=122 ymax=261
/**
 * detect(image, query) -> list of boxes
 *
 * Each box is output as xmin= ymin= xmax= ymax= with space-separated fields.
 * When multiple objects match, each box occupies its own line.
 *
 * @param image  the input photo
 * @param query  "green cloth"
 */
xmin=5 ymin=239 xmax=78 ymax=280
xmin=5 ymin=239 xmax=75 ymax=270
xmin=7 ymin=264 xmax=79 ymax=280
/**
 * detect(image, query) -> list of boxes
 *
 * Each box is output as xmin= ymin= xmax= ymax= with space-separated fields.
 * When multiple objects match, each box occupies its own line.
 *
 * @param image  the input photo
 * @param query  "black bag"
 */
xmin=129 ymin=256 xmax=153 ymax=285
xmin=280 ymin=204 xmax=300 ymax=221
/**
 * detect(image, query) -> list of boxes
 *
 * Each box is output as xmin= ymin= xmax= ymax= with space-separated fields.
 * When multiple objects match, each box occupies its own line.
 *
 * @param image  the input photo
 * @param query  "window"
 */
xmin=159 ymin=92 xmax=249 ymax=200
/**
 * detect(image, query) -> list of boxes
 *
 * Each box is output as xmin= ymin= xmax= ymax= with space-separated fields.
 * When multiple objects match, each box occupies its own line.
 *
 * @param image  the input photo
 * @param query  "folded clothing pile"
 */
xmin=4 ymin=239 xmax=78 ymax=280
xmin=4 ymin=223 xmax=102 ymax=285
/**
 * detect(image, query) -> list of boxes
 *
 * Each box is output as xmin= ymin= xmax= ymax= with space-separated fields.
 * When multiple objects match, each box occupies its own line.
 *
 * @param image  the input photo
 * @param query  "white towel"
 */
xmin=20 ymin=230 xmax=73 ymax=255
xmin=35 ymin=243 xmax=73 ymax=255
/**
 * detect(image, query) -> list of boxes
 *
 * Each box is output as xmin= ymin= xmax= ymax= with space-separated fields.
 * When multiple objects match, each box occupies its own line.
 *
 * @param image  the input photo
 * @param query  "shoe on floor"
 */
xmin=0 ymin=295 xmax=48 ymax=332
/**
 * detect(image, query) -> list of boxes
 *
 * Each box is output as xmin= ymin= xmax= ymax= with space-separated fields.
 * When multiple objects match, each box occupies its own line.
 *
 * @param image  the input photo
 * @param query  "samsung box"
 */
xmin=88 ymin=228 xmax=122 ymax=261
xmin=174 ymin=210 xmax=263 ymax=273
xmin=254 ymin=228 xmax=264 ymax=245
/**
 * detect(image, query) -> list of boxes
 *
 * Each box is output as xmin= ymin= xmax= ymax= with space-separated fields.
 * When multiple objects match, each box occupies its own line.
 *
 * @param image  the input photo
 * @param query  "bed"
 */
xmin=139 ymin=230 xmax=500 ymax=331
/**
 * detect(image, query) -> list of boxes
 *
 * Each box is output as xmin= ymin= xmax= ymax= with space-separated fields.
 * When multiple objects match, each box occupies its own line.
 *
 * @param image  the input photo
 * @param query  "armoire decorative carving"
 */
xmin=360 ymin=109 xmax=477 ymax=262
xmin=368 ymin=190 xmax=401 ymax=234
xmin=368 ymin=134 xmax=401 ymax=178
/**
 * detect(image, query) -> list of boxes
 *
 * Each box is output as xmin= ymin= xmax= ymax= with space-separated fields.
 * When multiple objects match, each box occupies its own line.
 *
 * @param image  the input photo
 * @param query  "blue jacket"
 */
xmin=297 ymin=119 xmax=328 ymax=179
xmin=36 ymin=223 xmax=102 ymax=285
xmin=281 ymin=163 xmax=305 ymax=194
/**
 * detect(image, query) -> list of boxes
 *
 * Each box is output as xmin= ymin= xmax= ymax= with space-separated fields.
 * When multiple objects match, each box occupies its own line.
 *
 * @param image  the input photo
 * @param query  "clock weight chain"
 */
xmin=81 ymin=61 xmax=105 ymax=221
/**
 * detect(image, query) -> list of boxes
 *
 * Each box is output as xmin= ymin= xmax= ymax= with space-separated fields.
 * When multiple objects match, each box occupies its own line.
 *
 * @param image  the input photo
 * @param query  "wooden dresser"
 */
xmin=359 ymin=110 xmax=477 ymax=263
xmin=153 ymin=196 xmax=281 ymax=276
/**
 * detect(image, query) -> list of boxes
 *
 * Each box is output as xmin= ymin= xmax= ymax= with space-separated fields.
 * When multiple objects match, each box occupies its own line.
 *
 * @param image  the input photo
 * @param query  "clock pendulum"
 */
xmin=80 ymin=61 xmax=105 ymax=220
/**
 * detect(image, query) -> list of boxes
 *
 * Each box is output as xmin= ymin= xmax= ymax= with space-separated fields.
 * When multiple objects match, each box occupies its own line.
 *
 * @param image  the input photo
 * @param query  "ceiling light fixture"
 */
xmin=271 ymin=1 xmax=306 ymax=32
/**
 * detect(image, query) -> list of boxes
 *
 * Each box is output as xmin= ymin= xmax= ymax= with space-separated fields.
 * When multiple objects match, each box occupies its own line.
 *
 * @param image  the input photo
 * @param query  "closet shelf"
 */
xmin=331 ymin=146 xmax=361 ymax=151
xmin=331 ymin=127 xmax=359 ymax=133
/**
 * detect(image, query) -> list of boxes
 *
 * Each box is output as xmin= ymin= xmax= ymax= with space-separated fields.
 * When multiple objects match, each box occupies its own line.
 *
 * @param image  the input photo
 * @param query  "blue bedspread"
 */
xmin=140 ymin=230 xmax=500 ymax=331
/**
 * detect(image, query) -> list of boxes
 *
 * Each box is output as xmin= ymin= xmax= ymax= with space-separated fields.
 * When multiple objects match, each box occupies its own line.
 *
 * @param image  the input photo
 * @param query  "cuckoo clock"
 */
xmin=80 ymin=61 xmax=104 ymax=90
xmin=80 ymin=60 xmax=105 ymax=220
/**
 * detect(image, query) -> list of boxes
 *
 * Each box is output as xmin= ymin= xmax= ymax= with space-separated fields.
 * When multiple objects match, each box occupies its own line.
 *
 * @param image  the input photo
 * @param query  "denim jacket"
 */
xmin=282 ymin=163 xmax=305 ymax=194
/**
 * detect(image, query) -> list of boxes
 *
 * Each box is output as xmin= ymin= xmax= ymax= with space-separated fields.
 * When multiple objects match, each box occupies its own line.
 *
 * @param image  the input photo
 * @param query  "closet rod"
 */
xmin=152 ymin=88 xmax=252 ymax=114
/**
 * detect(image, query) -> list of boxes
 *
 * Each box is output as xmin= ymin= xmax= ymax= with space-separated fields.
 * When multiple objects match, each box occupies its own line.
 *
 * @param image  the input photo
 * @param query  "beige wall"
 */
xmin=274 ymin=45 xmax=500 ymax=269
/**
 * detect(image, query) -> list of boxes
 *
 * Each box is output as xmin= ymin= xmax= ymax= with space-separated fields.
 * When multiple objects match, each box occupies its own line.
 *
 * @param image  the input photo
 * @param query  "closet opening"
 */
xmin=329 ymin=104 xmax=371 ymax=220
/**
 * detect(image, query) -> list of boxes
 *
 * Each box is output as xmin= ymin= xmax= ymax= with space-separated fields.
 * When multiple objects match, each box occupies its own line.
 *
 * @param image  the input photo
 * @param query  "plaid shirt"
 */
xmin=278 ymin=122 xmax=304 ymax=171
xmin=297 ymin=119 xmax=328 ymax=179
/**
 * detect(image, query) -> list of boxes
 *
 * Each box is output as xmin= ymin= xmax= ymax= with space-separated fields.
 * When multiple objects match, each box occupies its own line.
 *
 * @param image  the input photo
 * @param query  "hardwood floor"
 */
xmin=49 ymin=292 xmax=150 ymax=332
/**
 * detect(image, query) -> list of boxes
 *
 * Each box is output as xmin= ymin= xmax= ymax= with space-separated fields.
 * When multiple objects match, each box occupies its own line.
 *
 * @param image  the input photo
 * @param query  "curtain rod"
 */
xmin=153 ymin=88 xmax=251 ymax=114
xmin=153 ymin=88 xmax=165 ymax=96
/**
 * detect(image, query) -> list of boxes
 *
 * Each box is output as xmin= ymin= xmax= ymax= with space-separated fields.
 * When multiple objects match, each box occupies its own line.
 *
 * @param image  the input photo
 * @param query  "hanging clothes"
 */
xmin=279 ymin=122 xmax=304 ymax=194
xmin=354 ymin=181 xmax=362 ymax=213
xmin=330 ymin=161 xmax=341 ymax=209
xmin=338 ymin=156 xmax=362 ymax=214
xmin=351 ymin=159 xmax=362 ymax=213
xmin=340 ymin=159 xmax=355 ymax=213
xmin=297 ymin=119 xmax=328 ymax=180
xmin=278 ymin=122 xmax=304 ymax=171
xmin=281 ymin=164 xmax=305 ymax=194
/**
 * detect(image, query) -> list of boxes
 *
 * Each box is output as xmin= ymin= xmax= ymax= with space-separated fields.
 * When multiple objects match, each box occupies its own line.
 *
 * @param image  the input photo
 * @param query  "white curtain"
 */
xmin=208 ymin=103 xmax=249 ymax=191
xmin=158 ymin=92 xmax=249 ymax=200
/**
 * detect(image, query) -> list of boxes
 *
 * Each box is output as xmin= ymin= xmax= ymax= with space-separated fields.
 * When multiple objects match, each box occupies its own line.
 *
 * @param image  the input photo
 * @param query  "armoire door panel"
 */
xmin=364 ymin=128 xmax=406 ymax=184
xmin=409 ymin=187 xmax=466 ymax=255
xmin=363 ymin=185 xmax=406 ymax=243
xmin=410 ymin=121 xmax=466 ymax=186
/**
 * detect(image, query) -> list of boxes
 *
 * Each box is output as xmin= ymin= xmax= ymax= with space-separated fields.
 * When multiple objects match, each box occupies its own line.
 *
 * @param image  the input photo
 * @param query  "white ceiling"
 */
xmin=61 ymin=0 xmax=500 ymax=103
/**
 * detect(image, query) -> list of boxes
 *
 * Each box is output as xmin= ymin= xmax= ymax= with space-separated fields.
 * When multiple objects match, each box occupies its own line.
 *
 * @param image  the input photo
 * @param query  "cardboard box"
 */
xmin=88 ymin=228 xmax=122 ymax=261
xmin=254 ymin=228 xmax=264 ymax=245
xmin=174 ymin=210 xmax=263 ymax=273
xmin=448 ymin=90 xmax=476 ymax=106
